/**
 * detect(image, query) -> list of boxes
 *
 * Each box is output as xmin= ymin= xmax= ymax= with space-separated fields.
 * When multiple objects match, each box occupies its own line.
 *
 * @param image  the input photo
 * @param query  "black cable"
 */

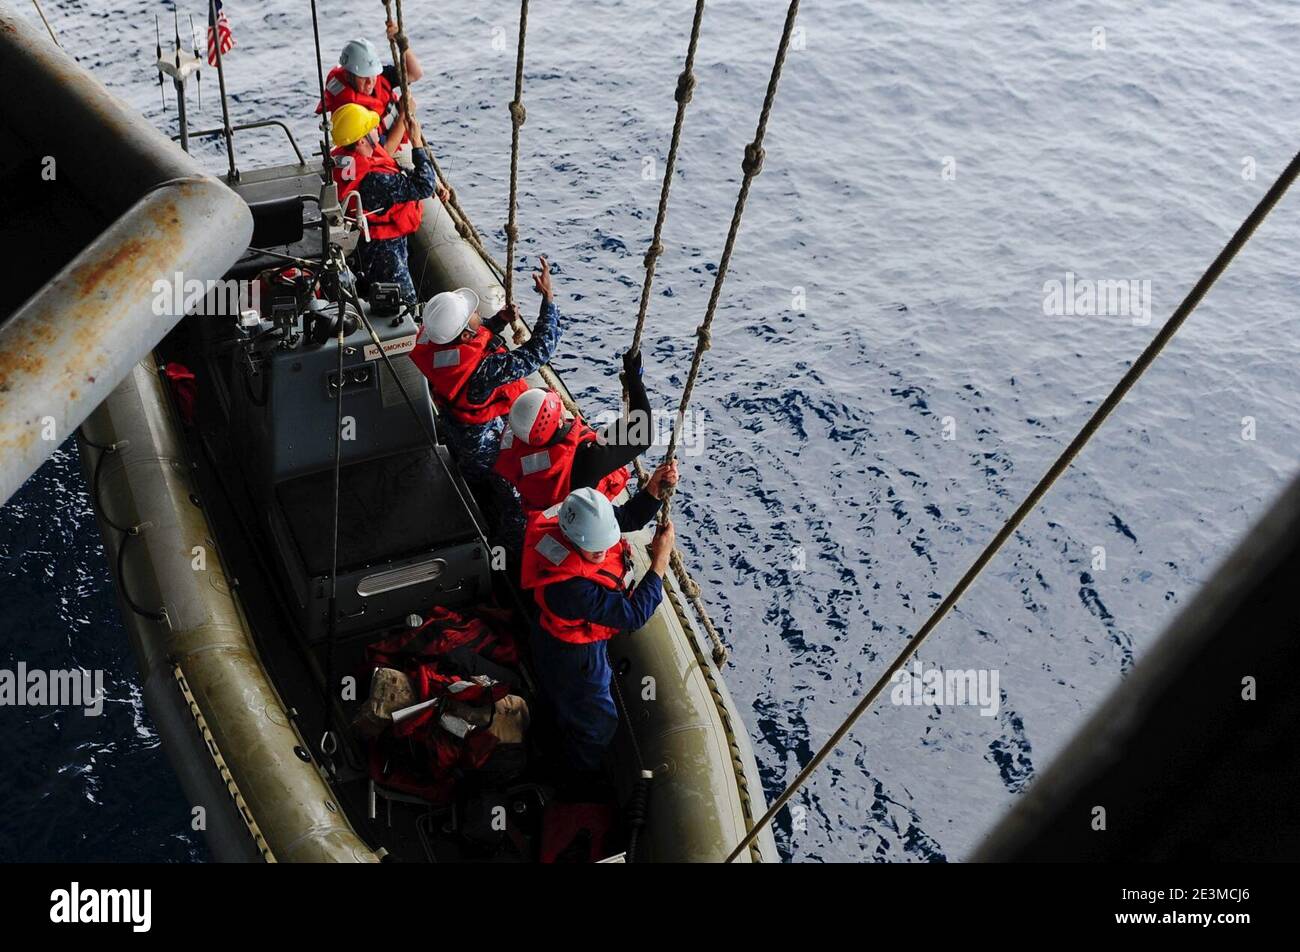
xmin=624 ymin=772 xmax=652 ymax=863
xmin=319 ymin=276 xmax=348 ymax=769
xmin=90 ymin=439 xmax=133 ymax=535
xmin=339 ymin=276 xmax=493 ymax=550
xmin=79 ymin=433 xmax=166 ymax=623
xmin=338 ymin=274 xmax=541 ymax=626
xmin=116 ymin=532 xmax=167 ymax=623
xmin=189 ymin=421 xmax=365 ymax=774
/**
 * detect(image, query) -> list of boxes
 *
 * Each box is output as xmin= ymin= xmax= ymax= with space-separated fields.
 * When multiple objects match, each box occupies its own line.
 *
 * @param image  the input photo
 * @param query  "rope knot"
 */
xmin=643 ymin=241 xmax=663 ymax=268
xmin=742 ymin=142 xmax=765 ymax=177
xmin=509 ymin=100 xmax=527 ymax=126
xmin=504 ymin=223 xmax=519 ymax=242
xmin=695 ymin=324 xmax=712 ymax=351
xmin=675 ymin=70 xmax=696 ymax=104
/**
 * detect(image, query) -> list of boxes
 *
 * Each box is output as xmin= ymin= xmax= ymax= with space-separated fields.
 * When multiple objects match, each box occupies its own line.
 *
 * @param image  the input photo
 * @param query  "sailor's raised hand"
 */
xmin=386 ymin=19 xmax=398 ymax=41
xmin=532 ymin=256 xmax=553 ymax=302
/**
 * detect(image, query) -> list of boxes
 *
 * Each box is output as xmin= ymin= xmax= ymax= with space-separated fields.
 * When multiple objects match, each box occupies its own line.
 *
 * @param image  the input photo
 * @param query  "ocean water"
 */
xmin=2 ymin=0 xmax=1298 ymax=862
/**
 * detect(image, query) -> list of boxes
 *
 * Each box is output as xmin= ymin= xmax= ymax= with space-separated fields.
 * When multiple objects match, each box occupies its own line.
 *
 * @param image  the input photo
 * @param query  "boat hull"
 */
xmin=81 ymin=188 xmax=777 ymax=863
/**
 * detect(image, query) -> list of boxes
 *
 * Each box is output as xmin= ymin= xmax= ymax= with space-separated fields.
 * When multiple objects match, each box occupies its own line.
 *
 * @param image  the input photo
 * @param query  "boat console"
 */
xmin=215 ymin=281 xmax=491 ymax=643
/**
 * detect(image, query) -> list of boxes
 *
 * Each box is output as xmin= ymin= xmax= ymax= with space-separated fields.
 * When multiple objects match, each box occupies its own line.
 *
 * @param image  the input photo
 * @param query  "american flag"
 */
xmin=206 ymin=0 xmax=236 ymax=66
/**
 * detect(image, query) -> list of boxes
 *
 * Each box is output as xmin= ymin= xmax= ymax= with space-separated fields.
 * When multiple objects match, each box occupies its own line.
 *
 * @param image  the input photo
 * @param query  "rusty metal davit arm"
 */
xmin=0 ymin=3 xmax=253 ymax=507
xmin=0 ymin=179 xmax=252 ymax=506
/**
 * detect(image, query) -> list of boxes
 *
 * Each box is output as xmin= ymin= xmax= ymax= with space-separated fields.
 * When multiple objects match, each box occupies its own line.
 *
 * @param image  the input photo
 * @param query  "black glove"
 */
xmin=621 ymin=348 xmax=643 ymax=379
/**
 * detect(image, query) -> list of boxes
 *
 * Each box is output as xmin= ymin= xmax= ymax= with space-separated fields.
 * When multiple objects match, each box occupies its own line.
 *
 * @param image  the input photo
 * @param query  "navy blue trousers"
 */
xmin=356 ymin=234 xmax=417 ymax=303
xmin=528 ymin=627 xmax=618 ymax=773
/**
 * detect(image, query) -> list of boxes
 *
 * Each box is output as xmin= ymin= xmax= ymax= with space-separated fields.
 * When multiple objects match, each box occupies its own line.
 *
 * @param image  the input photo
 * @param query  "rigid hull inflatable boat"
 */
xmin=0 ymin=4 xmax=779 ymax=862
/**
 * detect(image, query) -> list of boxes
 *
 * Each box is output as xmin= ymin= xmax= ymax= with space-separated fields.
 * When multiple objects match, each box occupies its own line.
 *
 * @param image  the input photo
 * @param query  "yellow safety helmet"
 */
xmin=330 ymin=103 xmax=380 ymax=148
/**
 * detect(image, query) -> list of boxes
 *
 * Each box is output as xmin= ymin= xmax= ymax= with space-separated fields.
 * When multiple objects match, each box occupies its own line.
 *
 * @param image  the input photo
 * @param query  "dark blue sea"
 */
xmin=2 ymin=0 xmax=1298 ymax=862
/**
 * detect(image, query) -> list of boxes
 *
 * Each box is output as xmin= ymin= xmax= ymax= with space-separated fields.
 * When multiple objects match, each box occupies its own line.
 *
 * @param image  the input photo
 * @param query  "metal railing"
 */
xmin=174 ymin=119 xmax=307 ymax=166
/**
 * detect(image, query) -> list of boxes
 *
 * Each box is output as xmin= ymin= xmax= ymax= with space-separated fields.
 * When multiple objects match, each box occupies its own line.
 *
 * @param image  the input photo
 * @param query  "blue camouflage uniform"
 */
xmin=353 ymin=146 xmax=438 ymax=303
xmin=444 ymin=301 xmax=564 ymax=547
xmin=528 ymin=488 xmax=664 ymax=772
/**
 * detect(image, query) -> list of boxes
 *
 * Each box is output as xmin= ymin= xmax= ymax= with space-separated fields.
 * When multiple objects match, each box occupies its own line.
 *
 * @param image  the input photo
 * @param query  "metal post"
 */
xmin=174 ymin=74 xmax=189 ymax=151
xmin=208 ymin=0 xmax=238 ymax=180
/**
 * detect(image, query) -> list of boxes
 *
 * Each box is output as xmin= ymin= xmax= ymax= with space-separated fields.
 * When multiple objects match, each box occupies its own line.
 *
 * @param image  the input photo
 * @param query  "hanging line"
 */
xmin=725 ymin=149 xmax=1300 ymax=862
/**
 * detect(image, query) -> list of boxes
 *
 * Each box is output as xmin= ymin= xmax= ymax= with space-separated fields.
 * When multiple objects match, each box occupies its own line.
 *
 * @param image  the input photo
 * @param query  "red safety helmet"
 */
xmin=508 ymin=388 xmax=564 ymax=445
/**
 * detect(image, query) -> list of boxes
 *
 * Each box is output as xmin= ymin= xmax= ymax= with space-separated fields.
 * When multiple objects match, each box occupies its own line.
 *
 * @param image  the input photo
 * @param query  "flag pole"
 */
xmin=208 ymin=0 xmax=238 ymax=180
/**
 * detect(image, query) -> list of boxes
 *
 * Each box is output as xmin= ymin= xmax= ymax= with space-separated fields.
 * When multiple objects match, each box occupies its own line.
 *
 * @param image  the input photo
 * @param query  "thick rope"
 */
xmin=615 ymin=0 xmax=719 ymax=663
xmin=640 ymin=0 xmax=799 ymax=670
xmin=661 ymin=0 xmax=799 ymax=502
xmin=383 ymin=0 xmax=509 ymax=288
xmin=725 ymin=148 xmax=1300 ymax=862
xmin=627 ymin=0 xmax=706 ymax=360
xmin=504 ymin=0 xmax=529 ymax=311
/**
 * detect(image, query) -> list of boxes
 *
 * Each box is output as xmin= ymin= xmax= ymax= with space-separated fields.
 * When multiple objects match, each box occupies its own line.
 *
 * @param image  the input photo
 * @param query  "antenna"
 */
xmin=309 ymin=0 xmax=334 ymax=180
xmin=155 ymin=14 xmax=166 ymax=108
xmin=309 ymin=0 xmax=339 ymax=271
xmin=174 ymin=8 xmax=187 ymax=148
xmin=190 ymin=13 xmax=202 ymax=112
xmin=156 ymin=4 xmax=201 ymax=150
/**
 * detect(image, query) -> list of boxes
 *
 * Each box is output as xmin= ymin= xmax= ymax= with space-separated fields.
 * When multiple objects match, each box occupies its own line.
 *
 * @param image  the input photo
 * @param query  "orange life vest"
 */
xmin=519 ymin=507 xmax=633 ymax=645
xmin=409 ymin=325 xmax=530 ymax=425
xmin=492 ymin=419 xmax=630 ymax=512
xmin=316 ymin=64 xmax=405 ymax=144
xmin=330 ymin=142 xmax=425 ymax=240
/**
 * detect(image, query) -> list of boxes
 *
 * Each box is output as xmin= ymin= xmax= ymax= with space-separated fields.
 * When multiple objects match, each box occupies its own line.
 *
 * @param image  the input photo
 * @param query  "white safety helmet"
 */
xmin=558 ymin=488 xmax=620 ymax=553
xmin=509 ymin=388 xmax=565 ymax=445
xmin=340 ymin=38 xmax=383 ymax=79
xmin=418 ymin=288 xmax=481 ymax=344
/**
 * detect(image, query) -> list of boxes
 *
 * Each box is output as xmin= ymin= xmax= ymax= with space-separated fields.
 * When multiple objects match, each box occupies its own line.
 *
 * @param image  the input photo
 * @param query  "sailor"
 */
xmin=519 ymin=465 xmax=678 ymax=775
xmin=329 ymin=103 xmax=447 ymax=305
xmin=315 ymin=23 xmax=422 ymax=156
xmin=409 ymin=256 xmax=562 ymax=486
xmin=492 ymin=348 xmax=653 ymax=512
